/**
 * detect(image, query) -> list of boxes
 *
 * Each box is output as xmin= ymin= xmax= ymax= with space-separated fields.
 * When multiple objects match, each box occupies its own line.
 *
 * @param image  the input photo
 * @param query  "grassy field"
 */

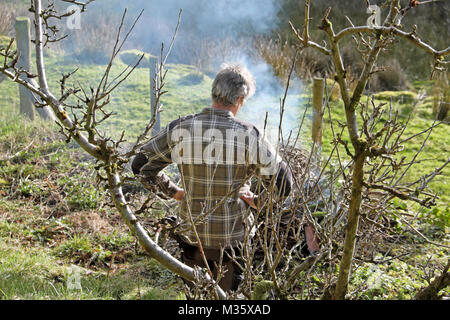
xmin=0 ymin=52 xmax=448 ymax=299
xmin=0 ymin=116 xmax=185 ymax=300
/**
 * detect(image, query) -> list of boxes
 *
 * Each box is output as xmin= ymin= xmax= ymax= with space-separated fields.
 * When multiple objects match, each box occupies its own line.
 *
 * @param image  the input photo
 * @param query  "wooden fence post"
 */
xmin=14 ymin=17 xmax=55 ymax=121
xmin=149 ymin=56 xmax=161 ymax=135
xmin=312 ymin=77 xmax=325 ymax=157
xmin=15 ymin=17 xmax=35 ymax=120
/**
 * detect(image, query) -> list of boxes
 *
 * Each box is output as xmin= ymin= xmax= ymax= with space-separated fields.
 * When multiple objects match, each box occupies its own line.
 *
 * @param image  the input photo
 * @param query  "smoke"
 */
xmin=80 ymin=0 xmax=281 ymax=55
xmin=219 ymin=53 xmax=303 ymax=146
xmin=67 ymin=0 xmax=303 ymax=145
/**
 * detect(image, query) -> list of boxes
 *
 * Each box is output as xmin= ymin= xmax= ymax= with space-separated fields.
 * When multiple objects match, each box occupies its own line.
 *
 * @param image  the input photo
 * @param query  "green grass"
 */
xmin=373 ymin=91 xmax=418 ymax=103
xmin=349 ymin=248 xmax=449 ymax=300
xmin=0 ymin=238 xmax=184 ymax=300
xmin=0 ymin=195 xmax=185 ymax=300
xmin=1 ymin=52 xmax=213 ymax=140
xmin=0 ymin=109 xmax=185 ymax=300
xmin=42 ymin=55 xmax=213 ymax=141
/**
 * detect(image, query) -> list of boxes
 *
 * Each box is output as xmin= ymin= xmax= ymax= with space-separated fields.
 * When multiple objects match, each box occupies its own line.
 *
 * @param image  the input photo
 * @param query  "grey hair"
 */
xmin=211 ymin=63 xmax=256 ymax=107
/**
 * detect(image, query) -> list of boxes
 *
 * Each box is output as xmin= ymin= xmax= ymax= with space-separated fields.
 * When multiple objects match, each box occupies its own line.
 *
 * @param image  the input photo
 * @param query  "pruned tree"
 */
xmin=289 ymin=0 xmax=449 ymax=299
xmin=0 ymin=0 xmax=227 ymax=299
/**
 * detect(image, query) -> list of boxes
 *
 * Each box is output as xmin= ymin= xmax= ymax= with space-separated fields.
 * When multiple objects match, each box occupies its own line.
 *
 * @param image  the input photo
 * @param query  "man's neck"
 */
xmin=211 ymin=102 xmax=239 ymax=116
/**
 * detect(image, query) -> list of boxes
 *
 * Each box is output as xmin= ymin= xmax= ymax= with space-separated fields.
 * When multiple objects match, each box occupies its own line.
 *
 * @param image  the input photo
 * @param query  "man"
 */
xmin=131 ymin=64 xmax=295 ymax=292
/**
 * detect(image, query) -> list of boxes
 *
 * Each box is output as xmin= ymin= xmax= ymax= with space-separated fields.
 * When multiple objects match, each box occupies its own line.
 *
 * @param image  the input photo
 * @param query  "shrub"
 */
xmin=0 ymin=1 xmax=33 ymax=37
xmin=68 ymin=17 xmax=118 ymax=64
xmin=57 ymin=175 xmax=102 ymax=210
xmin=0 ymin=36 xmax=14 ymax=48
xmin=254 ymin=36 xmax=333 ymax=81
xmin=119 ymin=50 xmax=155 ymax=68
xmin=55 ymin=235 xmax=94 ymax=261
xmin=177 ymin=71 xmax=205 ymax=86
xmin=0 ymin=34 xmax=16 ymax=67
xmin=0 ymin=2 xmax=15 ymax=36
xmin=374 ymin=91 xmax=418 ymax=104
xmin=369 ymin=59 xmax=410 ymax=92
xmin=325 ymin=76 xmax=358 ymax=102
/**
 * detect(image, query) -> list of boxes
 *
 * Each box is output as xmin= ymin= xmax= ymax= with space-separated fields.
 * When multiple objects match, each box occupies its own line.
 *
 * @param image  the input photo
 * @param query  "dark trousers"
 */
xmin=179 ymin=241 xmax=242 ymax=292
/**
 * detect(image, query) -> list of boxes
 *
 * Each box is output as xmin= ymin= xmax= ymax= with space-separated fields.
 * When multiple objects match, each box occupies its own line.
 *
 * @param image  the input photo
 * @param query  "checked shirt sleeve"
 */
xmin=253 ymin=136 xmax=293 ymax=208
xmin=131 ymin=126 xmax=179 ymax=198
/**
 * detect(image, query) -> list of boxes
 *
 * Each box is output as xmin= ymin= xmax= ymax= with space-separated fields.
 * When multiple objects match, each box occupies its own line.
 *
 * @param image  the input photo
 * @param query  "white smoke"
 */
xmin=83 ymin=0 xmax=282 ymax=55
xmin=69 ymin=0 xmax=304 ymax=145
xmin=214 ymin=53 xmax=303 ymax=146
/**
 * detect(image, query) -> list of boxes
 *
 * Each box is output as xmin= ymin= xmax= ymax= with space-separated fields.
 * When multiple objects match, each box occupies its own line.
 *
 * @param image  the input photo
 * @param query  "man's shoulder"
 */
xmin=230 ymin=117 xmax=262 ymax=137
xmin=165 ymin=112 xmax=263 ymax=139
xmin=166 ymin=114 xmax=197 ymax=130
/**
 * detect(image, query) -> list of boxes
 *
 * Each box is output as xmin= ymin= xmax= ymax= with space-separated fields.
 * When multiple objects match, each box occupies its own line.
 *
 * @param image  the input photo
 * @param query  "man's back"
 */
xmin=132 ymin=106 xmax=292 ymax=249
xmin=132 ymin=64 xmax=294 ymax=291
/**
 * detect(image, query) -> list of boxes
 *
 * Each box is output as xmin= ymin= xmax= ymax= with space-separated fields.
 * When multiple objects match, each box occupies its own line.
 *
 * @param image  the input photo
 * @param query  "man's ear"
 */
xmin=237 ymin=96 xmax=244 ymax=106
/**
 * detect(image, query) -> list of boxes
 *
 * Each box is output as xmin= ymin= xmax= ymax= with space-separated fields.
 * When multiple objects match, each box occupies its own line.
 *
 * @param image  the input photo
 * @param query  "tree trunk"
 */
xmin=333 ymin=152 xmax=365 ymax=299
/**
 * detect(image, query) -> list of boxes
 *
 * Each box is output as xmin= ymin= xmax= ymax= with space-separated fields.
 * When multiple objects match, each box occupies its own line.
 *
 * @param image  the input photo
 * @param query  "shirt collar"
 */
xmin=201 ymin=107 xmax=234 ymax=119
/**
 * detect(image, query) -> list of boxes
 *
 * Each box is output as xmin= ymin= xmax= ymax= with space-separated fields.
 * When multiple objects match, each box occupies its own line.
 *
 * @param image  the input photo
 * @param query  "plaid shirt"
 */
xmin=132 ymin=107 xmax=293 ymax=249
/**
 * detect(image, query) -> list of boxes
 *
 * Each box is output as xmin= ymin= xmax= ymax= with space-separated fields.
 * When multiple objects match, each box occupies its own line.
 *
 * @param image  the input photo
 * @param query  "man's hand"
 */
xmin=305 ymin=223 xmax=320 ymax=255
xmin=173 ymin=189 xmax=185 ymax=201
xmin=240 ymin=190 xmax=257 ymax=209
